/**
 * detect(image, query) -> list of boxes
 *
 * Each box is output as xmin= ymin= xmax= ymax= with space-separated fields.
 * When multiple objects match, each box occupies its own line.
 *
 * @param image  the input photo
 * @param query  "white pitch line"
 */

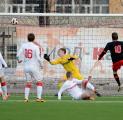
xmin=0 ymin=100 xmax=123 ymax=103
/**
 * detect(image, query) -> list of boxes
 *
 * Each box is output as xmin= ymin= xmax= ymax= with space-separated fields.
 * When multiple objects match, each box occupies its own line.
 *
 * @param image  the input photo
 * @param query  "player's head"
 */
xmin=112 ymin=32 xmax=118 ymax=41
xmin=66 ymin=72 xmax=72 ymax=79
xmin=58 ymin=48 xmax=66 ymax=57
xmin=28 ymin=33 xmax=35 ymax=42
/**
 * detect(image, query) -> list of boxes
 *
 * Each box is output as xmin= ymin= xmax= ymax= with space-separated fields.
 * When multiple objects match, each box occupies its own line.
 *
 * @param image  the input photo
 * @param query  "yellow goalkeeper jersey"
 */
xmin=50 ymin=54 xmax=84 ymax=80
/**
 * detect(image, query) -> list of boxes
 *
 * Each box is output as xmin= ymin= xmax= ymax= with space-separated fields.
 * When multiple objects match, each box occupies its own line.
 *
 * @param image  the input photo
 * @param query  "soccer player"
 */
xmin=17 ymin=33 xmax=44 ymax=102
xmin=44 ymin=48 xmax=101 ymax=96
xmin=44 ymin=48 xmax=84 ymax=92
xmin=98 ymin=32 xmax=123 ymax=91
xmin=44 ymin=48 xmax=84 ymax=79
xmin=58 ymin=72 xmax=95 ymax=100
xmin=0 ymin=52 xmax=9 ymax=100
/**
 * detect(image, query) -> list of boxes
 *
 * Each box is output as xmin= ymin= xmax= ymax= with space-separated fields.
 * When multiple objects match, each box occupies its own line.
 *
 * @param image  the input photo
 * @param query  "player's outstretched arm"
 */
xmin=88 ymin=60 xmax=100 ymax=80
xmin=44 ymin=54 xmax=61 ymax=65
xmin=98 ymin=43 xmax=109 ymax=60
xmin=68 ymin=54 xmax=78 ymax=61
xmin=0 ymin=52 xmax=7 ymax=67
xmin=44 ymin=54 xmax=50 ymax=62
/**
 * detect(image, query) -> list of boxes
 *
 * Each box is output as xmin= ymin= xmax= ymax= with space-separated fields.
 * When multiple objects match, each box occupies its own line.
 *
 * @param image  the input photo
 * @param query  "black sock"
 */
xmin=114 ymin=74 xmax=121 ymax=86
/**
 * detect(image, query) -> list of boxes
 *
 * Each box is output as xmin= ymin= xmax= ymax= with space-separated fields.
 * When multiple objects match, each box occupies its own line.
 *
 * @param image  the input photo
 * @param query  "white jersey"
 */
xmin=58 ymin=78 xmax=84 ymax=100
xmin=0 ymin=52 xmax=7 ymax=70
xmin=17 ymin=42 xmax=43 ymax=81
xmin=17 ymin=42 xmax=43 ymax=68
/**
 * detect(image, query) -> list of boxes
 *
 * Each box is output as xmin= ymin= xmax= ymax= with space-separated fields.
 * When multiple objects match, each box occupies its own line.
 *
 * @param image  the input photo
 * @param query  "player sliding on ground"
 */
xmin=96 ymin=32 xmax=123 ymax=91
xmin=44 ymin=47 xmax=101 ymax=96
xmin=17 ymin=33 xmax=44 ymax=102
xmin=58 ymin=72 xmax=96 ymax=100
xmin=0 ymin=52 xmax=9 ymax=100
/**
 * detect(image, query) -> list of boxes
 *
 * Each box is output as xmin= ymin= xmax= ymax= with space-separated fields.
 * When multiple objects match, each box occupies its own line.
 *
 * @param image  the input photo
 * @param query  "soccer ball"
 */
xmin=11 ymin=18 xmax=18 ymax=25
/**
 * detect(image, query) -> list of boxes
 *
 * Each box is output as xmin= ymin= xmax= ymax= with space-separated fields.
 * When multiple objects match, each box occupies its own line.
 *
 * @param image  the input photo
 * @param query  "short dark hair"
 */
xmin=66 ymin=72 xmax=72 ymax=79
xmin=28 ymin=33 xmax=35 ymax=42
xmin=112 ymin=32 xmax=118 ymax=40
xmin=58 ymin=48 xmax=66 ymax=54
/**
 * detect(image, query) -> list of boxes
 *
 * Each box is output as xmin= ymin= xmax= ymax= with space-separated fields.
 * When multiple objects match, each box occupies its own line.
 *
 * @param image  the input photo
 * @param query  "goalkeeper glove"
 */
xmin=68 ymin=57 xmax=75 ymax=61
xmin=44 ymin=54 xmax=50 ymax=62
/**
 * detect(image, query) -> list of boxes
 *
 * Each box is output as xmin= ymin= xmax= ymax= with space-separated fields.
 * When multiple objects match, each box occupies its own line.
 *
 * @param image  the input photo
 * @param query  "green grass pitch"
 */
xmin=0 ymin=95 xmax=123 ymax=120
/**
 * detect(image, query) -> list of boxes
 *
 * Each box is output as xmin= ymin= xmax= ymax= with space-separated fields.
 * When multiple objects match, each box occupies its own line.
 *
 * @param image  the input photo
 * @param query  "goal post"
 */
xmin=0 ymin=13 xmax=123 ymax=95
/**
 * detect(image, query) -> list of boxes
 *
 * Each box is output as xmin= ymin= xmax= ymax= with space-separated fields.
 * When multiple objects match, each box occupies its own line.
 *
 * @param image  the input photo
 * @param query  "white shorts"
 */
xmin=71 ymin=87 xmax=84 ymax=100
xmin=0 ymin=69 xmax=4 ymax=77
xmin=24 ymin=66 xmax=43 ymax=82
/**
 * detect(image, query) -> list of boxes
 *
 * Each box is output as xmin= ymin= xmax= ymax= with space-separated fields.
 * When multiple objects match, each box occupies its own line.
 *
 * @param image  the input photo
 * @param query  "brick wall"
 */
xmin=109 ymin=0 xmax=123 ymax=13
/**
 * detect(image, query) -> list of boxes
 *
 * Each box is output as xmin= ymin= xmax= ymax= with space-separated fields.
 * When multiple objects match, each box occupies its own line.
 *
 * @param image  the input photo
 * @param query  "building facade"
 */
xmin=0 ymin=0 xmax=123 ymax=14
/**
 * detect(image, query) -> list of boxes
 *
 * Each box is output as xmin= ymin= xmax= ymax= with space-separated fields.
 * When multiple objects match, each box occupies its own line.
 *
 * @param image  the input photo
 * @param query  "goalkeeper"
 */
xmin=44 ymin=48 xmax=84 ymax=92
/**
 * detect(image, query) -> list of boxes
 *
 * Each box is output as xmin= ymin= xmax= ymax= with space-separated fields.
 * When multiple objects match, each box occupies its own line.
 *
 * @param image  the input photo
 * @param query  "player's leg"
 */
xmin=36 ymin=81 xmax=43 ymax=102
xmin=33 ymin=69 xmax=44 ymax=102
xmin=113 ymin=70 xmax=121 ymax=86
xmin=24 ymin=72 xmax=32 ymax=102
xmin=0 ymin=69 xmax=9 ymax=100
xmin=55 ymin=75 xmax=66 ymax=96
xmin=0 ymin=80 xmax=3 ymax=96
xmin=81 ymin=90 xmax=95 ymax=100
xmin=112 ymin=61 xmax=123 ymax=91
xmin=1 ymin=77 xmax=8 ymax=96
xmin=113 ymin=70 xmax=121 ymax=91
xmin=82 ymin=80 xmax=101 ymax=97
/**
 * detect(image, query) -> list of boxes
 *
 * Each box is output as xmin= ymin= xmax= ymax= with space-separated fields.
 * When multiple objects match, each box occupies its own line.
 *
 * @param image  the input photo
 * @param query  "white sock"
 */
xmin=25 ymin=87 xmax=30 ymax=100
xmin=37 ymin=86 xmax=43 ymax=99
xmin=1 ymin=82 xmax=7 ymax=96
xmin=86 ymin=82 xmax=95 ymax=91
xmin=0 ymin=84 xmax=3 ymax=95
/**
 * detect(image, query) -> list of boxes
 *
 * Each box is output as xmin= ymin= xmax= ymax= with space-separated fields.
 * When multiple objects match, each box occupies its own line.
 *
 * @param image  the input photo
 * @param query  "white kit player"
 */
xmin=58 ymin=72 xmax=96 ymax=100
xmin=17 ymin=33 xmax=44 ymax=102
xmin=0 ymin=52 xmax=9 ymax=100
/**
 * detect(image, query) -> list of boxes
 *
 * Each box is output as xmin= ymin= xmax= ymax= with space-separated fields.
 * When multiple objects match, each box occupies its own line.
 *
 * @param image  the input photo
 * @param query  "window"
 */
xmin=26 ymin=0 xmax=38 ymax=4
xmin=65 ymin=6 xmax=72 ymax=13
xmin=87 ymin=7 xmax=90 ymax=13
xmin=25 ymin=6 xmax=32 ymax=12
xmin=8 ymin=6 xmax=11 ymax=13
xmin=7 ymin=46 xmax=17 ymax=52
xmin=7 ymin=45 xmax=17 ymax=68
xmin=55 ymin=0 xmax=109 ymax=13
xmin=57 ymin=0 xmax=72 ymax=4
xmin=56 ymin=6 xmax=63 ymax=13
xmin=20 ymin=6 xmax=23 ymax=13
xmin=13 ymin=6 xmax=18 ymax=13
xmin=75 ymin=0 xmax=90 ymax=4
xmin=94 ymin=0 xmax=109 ymax=4
xmin=82 ymin=0 xmax=90 ymax=4
xmin=56 ymin=0 xmax=72 ymax=13
xmin=75 ymin=0 xmax=80 ymax=4
xmin=12 ymin=0 xmax=23 ymax=4
xmin=80 ymin=6 xmax=85 ymax=13
xmin=7 ymin=53 xmax=16 ymax=59
xmin=93 ymin=6 xmax=100 ymax=13
xmin=34 ymin=6 xmax=40 ymax=13
xmin=102 ymin=6 xmax=109 ymax=13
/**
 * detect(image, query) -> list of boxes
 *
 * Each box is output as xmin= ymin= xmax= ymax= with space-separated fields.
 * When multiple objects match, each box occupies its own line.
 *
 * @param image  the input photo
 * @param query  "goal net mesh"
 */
xmin=1 ymin=14 xmax=123 ymax=96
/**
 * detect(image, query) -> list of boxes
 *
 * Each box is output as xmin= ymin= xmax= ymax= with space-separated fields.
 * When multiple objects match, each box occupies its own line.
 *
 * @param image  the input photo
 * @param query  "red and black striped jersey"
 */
xmin=98 ymin=41 xmax=123 ymax=63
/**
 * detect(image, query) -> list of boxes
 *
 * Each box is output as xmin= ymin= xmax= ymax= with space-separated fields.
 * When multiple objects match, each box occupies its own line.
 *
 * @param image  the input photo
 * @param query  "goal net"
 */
xmin=1 ymin=13 xmax=123 ymax=96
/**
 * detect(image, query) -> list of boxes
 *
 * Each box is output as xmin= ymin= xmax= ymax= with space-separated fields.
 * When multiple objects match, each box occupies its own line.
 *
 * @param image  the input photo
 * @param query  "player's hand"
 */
xmin=68 ymin=57 xmax=75 ymax=61
xmin=44 ymin=54 xmax=50 ymax=62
